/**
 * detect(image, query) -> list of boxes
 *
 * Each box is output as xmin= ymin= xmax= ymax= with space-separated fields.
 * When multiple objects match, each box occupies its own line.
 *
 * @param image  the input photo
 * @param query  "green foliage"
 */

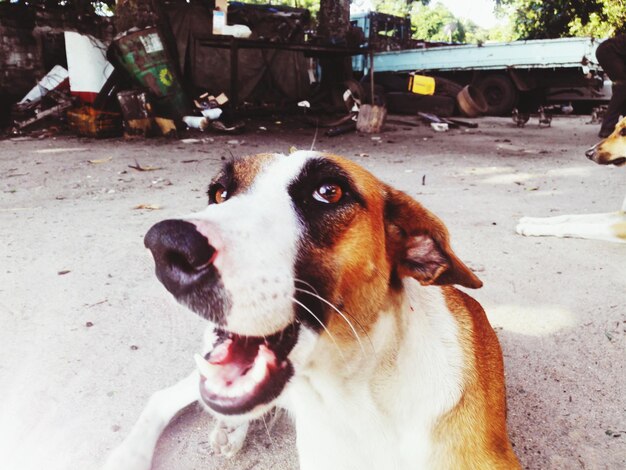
xmin=243 ymin=0 xmax=321 ymax=16
xmin=409 ymin=2 xmax=464 ymax=42
xmin=496 ymin=0 xmax=626 ymax=39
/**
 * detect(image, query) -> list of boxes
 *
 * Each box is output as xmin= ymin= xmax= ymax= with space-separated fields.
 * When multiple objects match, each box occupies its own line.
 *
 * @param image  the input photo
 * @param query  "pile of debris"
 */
xmin=3 ymin=2 xmax=492 ymax=141
xmin=7 ymin=24 xmax=245 ymax=139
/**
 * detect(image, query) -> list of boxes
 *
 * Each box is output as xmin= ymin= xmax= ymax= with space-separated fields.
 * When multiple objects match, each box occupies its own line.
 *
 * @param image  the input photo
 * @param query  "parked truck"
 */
xmin=351 ymin=12 xmax=610 ymax=115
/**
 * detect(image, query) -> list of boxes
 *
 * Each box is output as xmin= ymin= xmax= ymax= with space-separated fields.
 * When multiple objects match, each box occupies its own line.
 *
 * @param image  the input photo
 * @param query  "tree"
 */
xmin=496 ymin=0 xmax=626 ymax=39
xmin=408 ymin=2 xmax=469 ymax=43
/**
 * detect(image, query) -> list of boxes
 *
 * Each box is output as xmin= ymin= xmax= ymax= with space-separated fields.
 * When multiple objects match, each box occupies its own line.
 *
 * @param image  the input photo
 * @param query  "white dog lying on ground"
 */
xmin=517 ymin=116 xmax=626 ymax=243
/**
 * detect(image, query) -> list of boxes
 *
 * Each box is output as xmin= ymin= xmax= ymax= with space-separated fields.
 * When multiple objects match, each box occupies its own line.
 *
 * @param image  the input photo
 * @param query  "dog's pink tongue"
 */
xmin=207 ymin=339 xmax=234 ymax=365
xmin=208 ymin=338 xmax=264 ymax=383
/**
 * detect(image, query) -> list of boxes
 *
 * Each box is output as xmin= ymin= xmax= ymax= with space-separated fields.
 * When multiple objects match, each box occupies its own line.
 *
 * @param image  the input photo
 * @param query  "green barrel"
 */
xmin=113 ymin=27 xmax=190 ymax=121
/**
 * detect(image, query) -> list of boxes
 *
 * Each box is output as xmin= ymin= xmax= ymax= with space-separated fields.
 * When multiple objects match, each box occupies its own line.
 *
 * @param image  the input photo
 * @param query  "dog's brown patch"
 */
xmin=430 ymin=287 xmax=520 ymax=469
xmin=314 ymin=154 xmax=482 ymax=347
xmin=209 ymin=153 xmax=277 ymax=201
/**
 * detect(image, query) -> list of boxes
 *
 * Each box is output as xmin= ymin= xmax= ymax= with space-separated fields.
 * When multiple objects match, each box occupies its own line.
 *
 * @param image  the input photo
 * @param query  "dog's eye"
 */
xmin=313 ymin=182 xmax=343 ymax=204
xmin=214 ymin=186 xmax=229 ymax=204
xmin=620 ymin=127 xmax=626 ymax=136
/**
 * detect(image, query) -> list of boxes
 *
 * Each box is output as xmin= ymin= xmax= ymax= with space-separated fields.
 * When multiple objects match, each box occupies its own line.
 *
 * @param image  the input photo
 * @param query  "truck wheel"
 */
xmin=475 ymin=74 xmax=517 ymax=115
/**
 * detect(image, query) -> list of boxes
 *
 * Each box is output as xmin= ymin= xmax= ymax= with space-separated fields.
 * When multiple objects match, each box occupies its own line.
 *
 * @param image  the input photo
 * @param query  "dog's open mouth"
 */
xmin=194 ymin=323 xmax=299 ymax=415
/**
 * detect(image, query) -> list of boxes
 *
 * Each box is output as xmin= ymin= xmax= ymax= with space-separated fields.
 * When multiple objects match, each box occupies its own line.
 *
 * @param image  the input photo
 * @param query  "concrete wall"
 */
xmin=0 ymin=10 xmax=41 ymax=97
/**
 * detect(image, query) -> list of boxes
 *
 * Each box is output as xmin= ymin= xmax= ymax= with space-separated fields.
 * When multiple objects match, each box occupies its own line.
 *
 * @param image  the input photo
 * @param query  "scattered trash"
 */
xmin=192 ymin=92 xmax=226 ymax=123
xmin=201 ymin=108 xmax=222 ymax=120
xmin=58 ymin=270 xmax=71 ymax=275
xmin=456 ymin=85 xmax=488 ymax=117
xmin=181 ymin=138 xmax=201 ymax=144
xmin=18 ymin=65 xmax=69 ymax=107
xmin=128 ymin=161 xmax=162 ymax=172
xmin=86 ymin=322 xmax=94 ymax=328
xmin=183 ymin=115 xmax=209 ymax=131
xmin=67 ymin=106 xmax=122 ymax=138
xmin=88 ymin=157 xmax=113 ymax=164
xmin=431 ymin=122 xmax=449 ymax=132
xmin=326 ymin=121 xmax=356 ymax=137
xmin=419 ymin=112 xmax=478 ymax=130
xmin=133 ymin=204 xmax=162 ymax=210
xmin=356 ymin=104 xmax=387 ymax=134
xmin=13 ymin=93 xmax=74 ymax=130
xmin=194 ymin=92 xmax=229 ymax=110
xmin=154 ymin=118 xmax=177 ymax=137
xmin=211 ymin=120 xmax=245 ymax=133
xmin=386 ymin=118 xmax=419 ymax=127
xmin=408 ymin=73 xmax=436 ymax=95
xmin=117 ymin=90 xmax=154 ymax=137
xmin=65 ymin=32 xmax=114 ymax=104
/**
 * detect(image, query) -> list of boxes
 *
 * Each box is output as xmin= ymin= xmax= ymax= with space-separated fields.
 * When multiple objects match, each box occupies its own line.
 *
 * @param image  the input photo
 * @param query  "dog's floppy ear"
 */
xmin=384 ymin=187 xmax=482 ymax=289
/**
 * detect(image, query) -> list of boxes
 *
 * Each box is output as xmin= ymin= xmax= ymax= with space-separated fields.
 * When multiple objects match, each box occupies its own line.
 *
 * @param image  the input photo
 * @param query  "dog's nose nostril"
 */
xmin=585 ymin=146 xmax=597 ymax=159
xmin=144 ymin=219 xmax=217 ymax=295
xmin=164 ymin=249 xmax=215 ymax=273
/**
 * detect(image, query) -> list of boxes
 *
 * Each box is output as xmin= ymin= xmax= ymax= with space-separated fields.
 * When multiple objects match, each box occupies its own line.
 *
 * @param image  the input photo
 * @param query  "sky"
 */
xmin=433 ymin=0 xmax=503 ymax=29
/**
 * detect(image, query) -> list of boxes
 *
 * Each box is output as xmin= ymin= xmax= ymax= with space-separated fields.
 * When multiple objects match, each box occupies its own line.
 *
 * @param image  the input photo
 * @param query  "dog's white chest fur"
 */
xmin=283 ymin=283 xmax=465 ymax=470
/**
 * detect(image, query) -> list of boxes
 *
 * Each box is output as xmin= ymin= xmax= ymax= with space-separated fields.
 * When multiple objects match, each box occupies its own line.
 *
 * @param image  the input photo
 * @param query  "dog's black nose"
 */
xmin=144 ymin=220 xmax=216 ymax=297
xmin=585 ymin=145 xmax=597 ymax=160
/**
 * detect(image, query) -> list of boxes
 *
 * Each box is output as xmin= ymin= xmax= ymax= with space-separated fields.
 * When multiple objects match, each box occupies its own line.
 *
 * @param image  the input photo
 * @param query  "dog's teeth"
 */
xmin=194 ymin=353 xmax=218 ymax=379
xmin=249 ymin=346 xmax=272 ymax=382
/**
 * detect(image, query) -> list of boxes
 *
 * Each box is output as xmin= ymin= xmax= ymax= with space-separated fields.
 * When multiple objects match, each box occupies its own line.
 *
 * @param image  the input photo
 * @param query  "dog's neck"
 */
xmin=283 ymin=281 xmax=465 ymax=469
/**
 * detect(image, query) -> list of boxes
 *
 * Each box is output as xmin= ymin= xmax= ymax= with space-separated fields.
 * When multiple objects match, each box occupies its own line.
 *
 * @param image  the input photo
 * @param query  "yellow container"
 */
xmin=408 ymin=74 xmax=436 ymax=95
xmin=67 ymin=106 xmax=122 ymax=138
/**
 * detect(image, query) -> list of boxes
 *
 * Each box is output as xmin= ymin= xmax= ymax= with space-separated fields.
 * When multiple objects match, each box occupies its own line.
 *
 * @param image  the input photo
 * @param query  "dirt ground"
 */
xmin=0 ymin=115 xmax=624 ymax=470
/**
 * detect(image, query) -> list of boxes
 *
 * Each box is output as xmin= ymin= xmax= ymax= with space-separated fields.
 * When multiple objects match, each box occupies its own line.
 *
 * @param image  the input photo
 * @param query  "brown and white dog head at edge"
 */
xmin=587 ymin=116 xmax=626 ymax=166
xmin=144 ymin=151 xmax=520 ymax=469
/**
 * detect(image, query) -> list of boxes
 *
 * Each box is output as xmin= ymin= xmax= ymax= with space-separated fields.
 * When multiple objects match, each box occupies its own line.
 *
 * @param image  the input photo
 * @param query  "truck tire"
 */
xmin=475 ymin=74 xmax=517 ymax=115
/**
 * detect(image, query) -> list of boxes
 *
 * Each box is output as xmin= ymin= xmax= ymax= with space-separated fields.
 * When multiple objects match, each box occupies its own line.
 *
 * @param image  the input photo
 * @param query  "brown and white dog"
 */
xmin=516 ymin=117 xmax=626 ymax=243
xmin=103 ymin=151 xmax=520 ymax=470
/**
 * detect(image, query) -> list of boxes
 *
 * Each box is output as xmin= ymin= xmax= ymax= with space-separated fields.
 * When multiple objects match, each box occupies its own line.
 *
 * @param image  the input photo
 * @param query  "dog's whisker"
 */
xmin=266 ymin=407 xmax=282 ymax=432
xmin=260 ymin=414 xmax=274 ymax=446
xmin=294 ymin=285 xmax=368 ymax=337
xmin=295 ymin=287 xmax=370 ymax=355
xmin=310 ymin=124 xmax=319 ymax=151
xmin=294 ymin=278 xmax=320 ymax=295
xmin=290 ymin=296 xmax=347 ymax=363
